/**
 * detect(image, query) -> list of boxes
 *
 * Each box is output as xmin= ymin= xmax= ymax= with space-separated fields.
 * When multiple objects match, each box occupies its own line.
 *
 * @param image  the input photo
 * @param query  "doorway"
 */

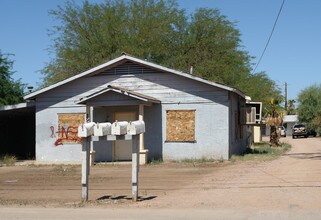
xmin=113 ymin=112 xmax=136 ymax=161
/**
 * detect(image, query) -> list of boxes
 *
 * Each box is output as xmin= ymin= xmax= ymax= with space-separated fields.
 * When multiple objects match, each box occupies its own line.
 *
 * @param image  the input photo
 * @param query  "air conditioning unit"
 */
xmin=240 ymin=107 xmax=256 ymax=124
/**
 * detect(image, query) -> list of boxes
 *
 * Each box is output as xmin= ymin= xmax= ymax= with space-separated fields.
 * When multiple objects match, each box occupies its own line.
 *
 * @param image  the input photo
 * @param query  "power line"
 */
xmin=252 ymin=0 xmax=286 ymax=74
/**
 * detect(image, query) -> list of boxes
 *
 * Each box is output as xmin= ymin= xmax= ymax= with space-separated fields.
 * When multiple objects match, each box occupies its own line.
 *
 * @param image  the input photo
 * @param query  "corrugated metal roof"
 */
xmin=24 ymin=54 xmax=246 ymax=100
xmin=0 ymin=102 xmax=35 ymax=117
xmin=0 ymin=102 xmax=35 ymax=111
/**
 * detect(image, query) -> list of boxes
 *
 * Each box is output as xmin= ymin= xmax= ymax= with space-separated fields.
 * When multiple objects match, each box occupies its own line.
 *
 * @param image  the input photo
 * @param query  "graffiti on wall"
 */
xmin=50 ymin=113 xmax=85 ymax=146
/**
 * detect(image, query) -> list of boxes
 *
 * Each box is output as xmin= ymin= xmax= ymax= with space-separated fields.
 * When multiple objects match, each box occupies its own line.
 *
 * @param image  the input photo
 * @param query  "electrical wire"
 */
xmin=252 ymin=0 xmax=286 ymax=74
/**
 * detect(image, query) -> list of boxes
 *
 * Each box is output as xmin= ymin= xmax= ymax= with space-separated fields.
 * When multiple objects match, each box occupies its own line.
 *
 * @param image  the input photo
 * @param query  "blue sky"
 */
xmin=0 ymin=0 xmax=320 ymax=101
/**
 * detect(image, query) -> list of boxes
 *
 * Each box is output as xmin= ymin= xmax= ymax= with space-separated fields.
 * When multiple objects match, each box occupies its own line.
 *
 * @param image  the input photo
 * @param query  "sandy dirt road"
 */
xmin=1 ymin=136 xmax=321 ymax=219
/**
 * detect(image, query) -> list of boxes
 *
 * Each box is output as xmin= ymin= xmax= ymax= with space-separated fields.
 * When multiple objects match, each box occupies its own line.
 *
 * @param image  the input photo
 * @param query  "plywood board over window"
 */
xmin=166 ymin=110 xmax=195 ymax=142
xmin=56 ymin=113 xmax=85 ymax=145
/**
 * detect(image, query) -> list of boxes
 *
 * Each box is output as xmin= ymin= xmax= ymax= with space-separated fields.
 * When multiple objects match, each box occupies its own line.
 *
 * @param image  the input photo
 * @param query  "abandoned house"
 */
xmin=4 ymin=54 xmax=257 ymax=163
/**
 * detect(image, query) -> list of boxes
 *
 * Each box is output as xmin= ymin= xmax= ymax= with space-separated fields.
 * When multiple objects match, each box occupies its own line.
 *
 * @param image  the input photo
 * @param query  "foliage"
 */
xmin=230 ymin=142 xmax=291 ymax=162
xmin=239 ymin=71 xmax=282 ymax=114
xmin=287 ymin=99 xmax=296 ymax=115
xmin=297 ymin=84 xmax=321 ymax=130
xmin=0 ymin=51 xmax=24 ymax=106
xmin=265 ymin=98 xmax=284 ymax=146
xmin=171 ymin=8 xmax=250 ymax=86
xmin=179 ymin=156 xmax=224 ymax=164
xmin=41 ymin=0 xmax=281 ymax=102
xmin=43 ymin=0 xmax=186 ymax=85
xmin=148 ymin=158 xmax=163 ymax=165
xmin=0 ymin=154 xmax=17 ymax=166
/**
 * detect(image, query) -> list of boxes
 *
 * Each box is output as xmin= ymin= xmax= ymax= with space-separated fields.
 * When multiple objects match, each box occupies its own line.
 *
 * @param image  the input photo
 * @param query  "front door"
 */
xmin=113 ymin=112 xmax=136 ymax=161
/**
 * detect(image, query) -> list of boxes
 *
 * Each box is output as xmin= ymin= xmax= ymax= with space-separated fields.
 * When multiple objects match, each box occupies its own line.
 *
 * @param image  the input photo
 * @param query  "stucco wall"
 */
xmin=144 ymin=104 xmax=163 ymax=160
xmin=36 ymin=106 xmax=85 ymax=162
xmin=228 ymin=92 xmax=248 ymax=157
xmin=162 ymin=97 xmax=230 ymax=161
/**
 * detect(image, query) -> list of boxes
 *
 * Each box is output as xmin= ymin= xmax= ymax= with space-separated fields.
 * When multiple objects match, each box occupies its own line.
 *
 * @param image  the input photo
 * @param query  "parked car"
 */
xmin=307 ymin=129 xmax=317 ymax=137
xmin=292 ymin=124 xmax=308 ymax=138
xmin=278 ymin=126 xmax=286 ymax=137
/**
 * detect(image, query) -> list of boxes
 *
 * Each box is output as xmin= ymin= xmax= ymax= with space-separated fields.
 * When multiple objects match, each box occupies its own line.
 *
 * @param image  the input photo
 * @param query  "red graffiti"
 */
xmin=52 ymin=126 xmax=82 ymax=146
xmin=50 ymin=126 xmax=56 ymax=138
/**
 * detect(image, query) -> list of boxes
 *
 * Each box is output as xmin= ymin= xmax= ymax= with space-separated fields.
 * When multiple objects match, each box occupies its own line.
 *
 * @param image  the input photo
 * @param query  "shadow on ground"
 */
xmin=97 ymin=195 xmax=157 ymax=202
xmin=283 ymin=152 xmax=321 ymax=160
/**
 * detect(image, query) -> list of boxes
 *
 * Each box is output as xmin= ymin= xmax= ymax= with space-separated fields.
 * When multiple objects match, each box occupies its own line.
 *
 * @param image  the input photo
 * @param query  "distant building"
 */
xmin=283 ymin=115 xmax=299 ymax=135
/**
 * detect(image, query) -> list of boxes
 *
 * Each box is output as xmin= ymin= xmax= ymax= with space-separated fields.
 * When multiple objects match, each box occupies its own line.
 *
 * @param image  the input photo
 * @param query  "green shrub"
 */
xmin=148 ymin=158 xmax=163 ymax=165
xmin=178 ymin=156 xmax=224 ymax=164
xmin=231 ymin=142 xmax=291 ymax=162
xmin=0 ymin=154 xmax=17 ymax=166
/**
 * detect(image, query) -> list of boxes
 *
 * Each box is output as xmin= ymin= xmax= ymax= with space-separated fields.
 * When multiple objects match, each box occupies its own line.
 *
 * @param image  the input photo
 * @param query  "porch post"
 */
xmin=139 ymin=104 xmax=148 ymax=164
xmin=89 ymin=106 xmax=95 ymax=166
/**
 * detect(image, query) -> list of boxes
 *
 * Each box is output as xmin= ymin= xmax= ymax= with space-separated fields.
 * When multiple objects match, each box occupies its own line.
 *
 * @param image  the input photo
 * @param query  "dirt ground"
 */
xmin=1 ymin=136 xmax=321 ymax=214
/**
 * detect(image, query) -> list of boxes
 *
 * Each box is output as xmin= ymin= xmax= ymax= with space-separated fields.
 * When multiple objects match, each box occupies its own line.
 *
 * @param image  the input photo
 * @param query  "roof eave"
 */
xmin=24 ymin=55 xmax=128 ymax=100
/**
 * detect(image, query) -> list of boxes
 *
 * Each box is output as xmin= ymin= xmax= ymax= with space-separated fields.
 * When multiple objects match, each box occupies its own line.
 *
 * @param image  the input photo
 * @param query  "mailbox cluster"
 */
xmin=78 ymin=120 xmax=145 ymax=138
xmin=79 ymin=120 xmax=144 ymax=202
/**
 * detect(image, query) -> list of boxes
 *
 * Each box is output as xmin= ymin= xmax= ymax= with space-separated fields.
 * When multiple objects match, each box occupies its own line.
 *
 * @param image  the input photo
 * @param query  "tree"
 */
xmin=42 ymin=0 xmax=282 ymax=103
xmin=238 ymin=71 xmax=282 ymax=115
xmin=43 ymin=0 xmax=186 ymax=85
xmin=287 ymin=99 xmax=296 ymax=115
xmin=297 ymin=84 xmax=321 ymax=131
xmin=265 ymin=98 xmax=283 ymax=146
xmin=0 ymin=51 xmax=24 ymax=106
xmin=172 ymin=8 xmax=251 ymax=86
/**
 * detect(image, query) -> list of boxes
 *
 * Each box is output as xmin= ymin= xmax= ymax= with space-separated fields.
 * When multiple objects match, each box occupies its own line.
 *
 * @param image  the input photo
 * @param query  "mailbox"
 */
xmin=94 ymin=122 xmax=111 ymax=136
xmin=127 ymin=120 xmax=145 ymax=135
xmin=111 ymin=121 xmax=129 ymax=135
xmin=78 ymin=122 xmax=96 ymax=137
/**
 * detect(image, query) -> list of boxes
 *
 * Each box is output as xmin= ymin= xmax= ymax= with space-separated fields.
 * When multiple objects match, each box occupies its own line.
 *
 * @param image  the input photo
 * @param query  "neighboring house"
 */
xmin=283 ymin=115 xmax=299 ymax=135
xmin=24 ymin=54 xmax=252 ymax=163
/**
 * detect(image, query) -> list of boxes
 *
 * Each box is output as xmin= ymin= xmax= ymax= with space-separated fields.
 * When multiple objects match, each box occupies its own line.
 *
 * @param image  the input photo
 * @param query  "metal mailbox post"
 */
xmin=79 ymin=121 xmax=144 ymax=202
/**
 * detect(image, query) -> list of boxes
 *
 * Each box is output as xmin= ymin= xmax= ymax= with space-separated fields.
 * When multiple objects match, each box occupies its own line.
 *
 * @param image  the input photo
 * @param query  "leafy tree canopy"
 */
xmin=0 ymin=51 xmax=24 ymax=106
xmin=297 ymin=84 xmax=321 ymax=129
xmin=42 ymin=0 xmax=281 ymax=107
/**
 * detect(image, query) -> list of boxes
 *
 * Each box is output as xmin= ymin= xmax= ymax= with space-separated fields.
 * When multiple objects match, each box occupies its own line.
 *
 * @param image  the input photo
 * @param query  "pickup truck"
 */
xmin=292 ymin=124 xmax=308 ymax=139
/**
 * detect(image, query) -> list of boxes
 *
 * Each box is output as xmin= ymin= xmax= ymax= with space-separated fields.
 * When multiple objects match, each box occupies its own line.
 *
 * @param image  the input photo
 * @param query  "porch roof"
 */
xmin=76 ymin=85 xmax=161 ymax=105
xmin=0 ymin=102 xmax=35 ymax=117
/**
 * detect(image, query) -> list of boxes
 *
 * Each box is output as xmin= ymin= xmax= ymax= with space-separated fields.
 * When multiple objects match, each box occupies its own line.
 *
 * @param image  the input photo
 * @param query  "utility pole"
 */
xmin=284 ymin=82 xmax=288 ymax=113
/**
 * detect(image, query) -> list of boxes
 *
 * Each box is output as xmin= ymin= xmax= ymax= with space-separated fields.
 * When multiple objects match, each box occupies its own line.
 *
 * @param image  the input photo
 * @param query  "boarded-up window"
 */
xmin=56 ymin=113 xmax=85 ymax=145
xmin=166 ymin=110 xmax=195 ymax=142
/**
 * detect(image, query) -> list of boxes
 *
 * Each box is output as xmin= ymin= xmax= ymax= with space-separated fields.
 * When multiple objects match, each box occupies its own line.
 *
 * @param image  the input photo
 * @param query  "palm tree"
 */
xmin=287 ymin=99 xmax=296 ymax=115
xmin=265 ymin=98 xmax=283 ymax=146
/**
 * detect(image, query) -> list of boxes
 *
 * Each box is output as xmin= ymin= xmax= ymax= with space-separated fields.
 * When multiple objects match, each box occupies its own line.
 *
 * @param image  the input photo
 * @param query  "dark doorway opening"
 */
xmin=0 ymin=104 xmax=35 ymax=160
